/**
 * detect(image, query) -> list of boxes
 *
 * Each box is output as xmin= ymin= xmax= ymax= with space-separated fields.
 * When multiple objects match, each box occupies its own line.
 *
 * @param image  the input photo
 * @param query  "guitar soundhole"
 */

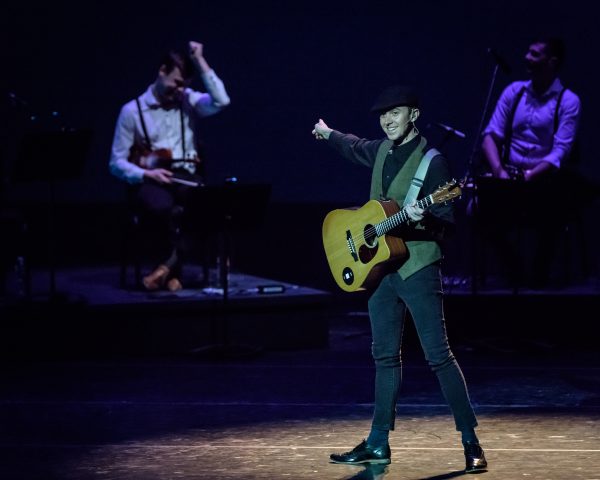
xmin=342 ymin=267 xmax=354 ymax=286
xmin=364 ymin=224 xmax=377 ymax=248
xmin=358 ymin=224 xmax=378 ymax=264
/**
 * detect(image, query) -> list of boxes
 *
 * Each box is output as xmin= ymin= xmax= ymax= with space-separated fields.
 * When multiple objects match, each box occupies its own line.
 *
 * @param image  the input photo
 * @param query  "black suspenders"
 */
xmin=503 ymin=85 xmax=567 ymax=166
xmin=135 ymin=97 xmax=186 ymax=159
xmin=502 ymin=86 xmax=526 ymax=165
xmin=135 ymin=98 xmax=151 ymax=149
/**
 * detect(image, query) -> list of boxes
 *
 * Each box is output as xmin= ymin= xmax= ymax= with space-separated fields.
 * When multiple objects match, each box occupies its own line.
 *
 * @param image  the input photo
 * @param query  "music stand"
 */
xmin=14 ymin=128 xmax=93 ymax=299
xmin=183 ymin=181 xmax=271 ymax=358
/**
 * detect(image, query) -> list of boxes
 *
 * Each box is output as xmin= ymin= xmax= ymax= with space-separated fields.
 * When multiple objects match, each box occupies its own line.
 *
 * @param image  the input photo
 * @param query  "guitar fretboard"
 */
xmin=375 ymin=195 xmax=434 ymax=237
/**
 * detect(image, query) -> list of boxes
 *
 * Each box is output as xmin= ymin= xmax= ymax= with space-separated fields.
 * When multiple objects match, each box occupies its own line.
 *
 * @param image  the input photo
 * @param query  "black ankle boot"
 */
xmin=330 ymin=440 xmax=391 ymax=465
xmin=464 ymin=442 xmax=488 ymax=473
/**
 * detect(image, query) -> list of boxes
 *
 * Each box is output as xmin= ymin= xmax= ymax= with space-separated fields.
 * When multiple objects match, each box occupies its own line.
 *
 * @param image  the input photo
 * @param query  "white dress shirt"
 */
xmin=109 ymin=69 xmax=230 ymax=184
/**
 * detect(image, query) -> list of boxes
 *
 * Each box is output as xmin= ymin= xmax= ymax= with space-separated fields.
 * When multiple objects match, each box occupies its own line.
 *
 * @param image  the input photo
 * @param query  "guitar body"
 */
xmin=322 ymin=180 xmax=462 ymax=293
xmin=322 ymin=199 xmax=407 ymax=292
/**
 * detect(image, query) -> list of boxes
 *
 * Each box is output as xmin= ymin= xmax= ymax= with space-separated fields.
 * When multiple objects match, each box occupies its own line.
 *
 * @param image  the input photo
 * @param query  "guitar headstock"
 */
xmin=431 ymin=179 xmax=463 ymax=204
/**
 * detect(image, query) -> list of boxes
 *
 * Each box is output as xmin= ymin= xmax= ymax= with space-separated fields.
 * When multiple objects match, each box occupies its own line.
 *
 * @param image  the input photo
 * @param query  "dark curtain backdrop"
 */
xmin=2 ymin=0 xmax=595 ymax=205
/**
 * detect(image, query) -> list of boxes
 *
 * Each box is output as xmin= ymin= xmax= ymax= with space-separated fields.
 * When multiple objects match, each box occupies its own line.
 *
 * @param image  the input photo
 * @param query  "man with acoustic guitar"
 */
xmin=312 ymin=85 xmax=487 ymax=473
xmin=109 ymin=41 xmax=230 ymax=291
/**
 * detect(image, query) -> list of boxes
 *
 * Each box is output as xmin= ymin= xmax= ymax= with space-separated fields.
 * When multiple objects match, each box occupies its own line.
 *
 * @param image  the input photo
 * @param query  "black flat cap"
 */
xmin=370 ymin=85 xmax=419 ymax=113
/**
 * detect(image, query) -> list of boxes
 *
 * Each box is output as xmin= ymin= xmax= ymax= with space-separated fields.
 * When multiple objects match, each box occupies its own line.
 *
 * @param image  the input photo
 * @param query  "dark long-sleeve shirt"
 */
xmin=328 ymin=131 xmax=456 ymax=240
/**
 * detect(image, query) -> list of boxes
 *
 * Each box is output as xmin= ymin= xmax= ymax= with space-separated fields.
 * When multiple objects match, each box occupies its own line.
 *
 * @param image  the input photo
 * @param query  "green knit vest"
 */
xmin=370 ymin=137 xmax=442 ymax=279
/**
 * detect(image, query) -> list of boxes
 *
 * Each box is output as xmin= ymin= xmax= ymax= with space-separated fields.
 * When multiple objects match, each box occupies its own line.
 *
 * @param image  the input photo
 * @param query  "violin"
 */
xmin=128 ymin=145 xmax=203 ymax=187
xmin=128 ymin=145 xmax=201 ymax=170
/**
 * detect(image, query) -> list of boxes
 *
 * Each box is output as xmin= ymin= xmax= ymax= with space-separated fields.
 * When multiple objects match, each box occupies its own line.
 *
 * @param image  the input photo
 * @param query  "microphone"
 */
xmin=487 ymin=48 xmax=511 ymax=74
xmin=434 ymin=122 xmax=466 ymax=139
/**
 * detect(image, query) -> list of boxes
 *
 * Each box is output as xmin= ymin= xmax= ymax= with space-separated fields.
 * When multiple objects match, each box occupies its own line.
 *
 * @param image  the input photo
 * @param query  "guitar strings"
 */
xmin=349 ymin=204 xmax=414 ymax=246
xmin=336 ymin=182 xmax=459 ymax=253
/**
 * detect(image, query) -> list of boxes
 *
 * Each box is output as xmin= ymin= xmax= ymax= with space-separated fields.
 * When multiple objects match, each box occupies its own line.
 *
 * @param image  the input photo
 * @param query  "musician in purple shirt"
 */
xmin=480 ymin=37 xmax=581 ymax=288
xmin=482 ymin=38 xmax=580 ymax=182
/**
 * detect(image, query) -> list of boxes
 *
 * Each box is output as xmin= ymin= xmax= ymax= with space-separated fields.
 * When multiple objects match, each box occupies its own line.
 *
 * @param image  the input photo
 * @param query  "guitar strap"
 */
xmin=403 ymin=147 xmax=440 ymax=206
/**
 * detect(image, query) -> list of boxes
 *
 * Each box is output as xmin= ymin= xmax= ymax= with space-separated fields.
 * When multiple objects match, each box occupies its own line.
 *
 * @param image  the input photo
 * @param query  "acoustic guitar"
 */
xmin=322 ymin=180 xmax=462 ymax=292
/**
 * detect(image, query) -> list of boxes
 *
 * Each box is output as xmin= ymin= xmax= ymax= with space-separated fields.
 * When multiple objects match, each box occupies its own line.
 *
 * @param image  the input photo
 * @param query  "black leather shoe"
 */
xmin=464 ymin=442 xmax=488 ymax=473
xmin=330 ymin=440 xmax=391 ymax=465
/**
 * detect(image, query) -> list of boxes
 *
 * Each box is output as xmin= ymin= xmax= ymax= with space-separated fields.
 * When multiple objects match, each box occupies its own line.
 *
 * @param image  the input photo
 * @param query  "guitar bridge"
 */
xmin=346 ymin=230 xmax=358 ymax=262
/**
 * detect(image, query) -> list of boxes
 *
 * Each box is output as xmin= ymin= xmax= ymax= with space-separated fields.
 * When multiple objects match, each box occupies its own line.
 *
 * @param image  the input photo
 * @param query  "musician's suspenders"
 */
xmin=135 ymin=98 xmax=186 ymax=159
xmin=502 ymin=86 xmax=526 ymax=166
xmin=135 ymin=98 xmax=152 ymax=150
xmin=502 ymin=86 xmax=567 ymax=165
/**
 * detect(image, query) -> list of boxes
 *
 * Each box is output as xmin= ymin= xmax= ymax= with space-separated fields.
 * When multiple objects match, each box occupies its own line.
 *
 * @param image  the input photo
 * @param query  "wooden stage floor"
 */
xmin=1 ymin=265 xmax=599 ymax=479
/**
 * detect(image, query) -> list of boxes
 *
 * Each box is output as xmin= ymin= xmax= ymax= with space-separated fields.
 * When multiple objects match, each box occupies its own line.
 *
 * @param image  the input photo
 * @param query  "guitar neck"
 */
xmin=375 ymin=195 xmax=434 ymax=236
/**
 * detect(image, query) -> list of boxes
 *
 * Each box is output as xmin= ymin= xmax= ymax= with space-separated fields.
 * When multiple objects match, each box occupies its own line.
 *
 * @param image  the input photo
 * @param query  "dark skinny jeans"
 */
xmin=368 ymin=263 xmax=478 ymax=433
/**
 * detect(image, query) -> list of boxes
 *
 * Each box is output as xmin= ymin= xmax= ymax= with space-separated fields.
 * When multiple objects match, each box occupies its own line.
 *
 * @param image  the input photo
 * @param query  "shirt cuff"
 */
xmin=542 ymin=154 xmax=561 ymax=169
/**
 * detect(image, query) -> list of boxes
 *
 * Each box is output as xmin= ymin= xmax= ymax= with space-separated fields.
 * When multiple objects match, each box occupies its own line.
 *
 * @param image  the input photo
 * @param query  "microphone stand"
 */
xmin=465 ymin=61 xmax=503 ymax=295
xmin=464 ymin=63 xmax=501 ymax=183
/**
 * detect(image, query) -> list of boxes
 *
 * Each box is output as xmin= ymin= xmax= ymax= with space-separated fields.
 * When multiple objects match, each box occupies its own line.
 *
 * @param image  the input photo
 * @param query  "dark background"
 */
xmin=2 ymin=0 xmax=597 ymax=283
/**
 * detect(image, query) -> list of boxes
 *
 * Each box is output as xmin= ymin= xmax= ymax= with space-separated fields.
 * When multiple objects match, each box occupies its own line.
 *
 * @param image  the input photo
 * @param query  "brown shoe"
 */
xmin=142 ymin=265 xmax=170 ymax=291
xmin=166 ymin=277 xmax=183 ymax=292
